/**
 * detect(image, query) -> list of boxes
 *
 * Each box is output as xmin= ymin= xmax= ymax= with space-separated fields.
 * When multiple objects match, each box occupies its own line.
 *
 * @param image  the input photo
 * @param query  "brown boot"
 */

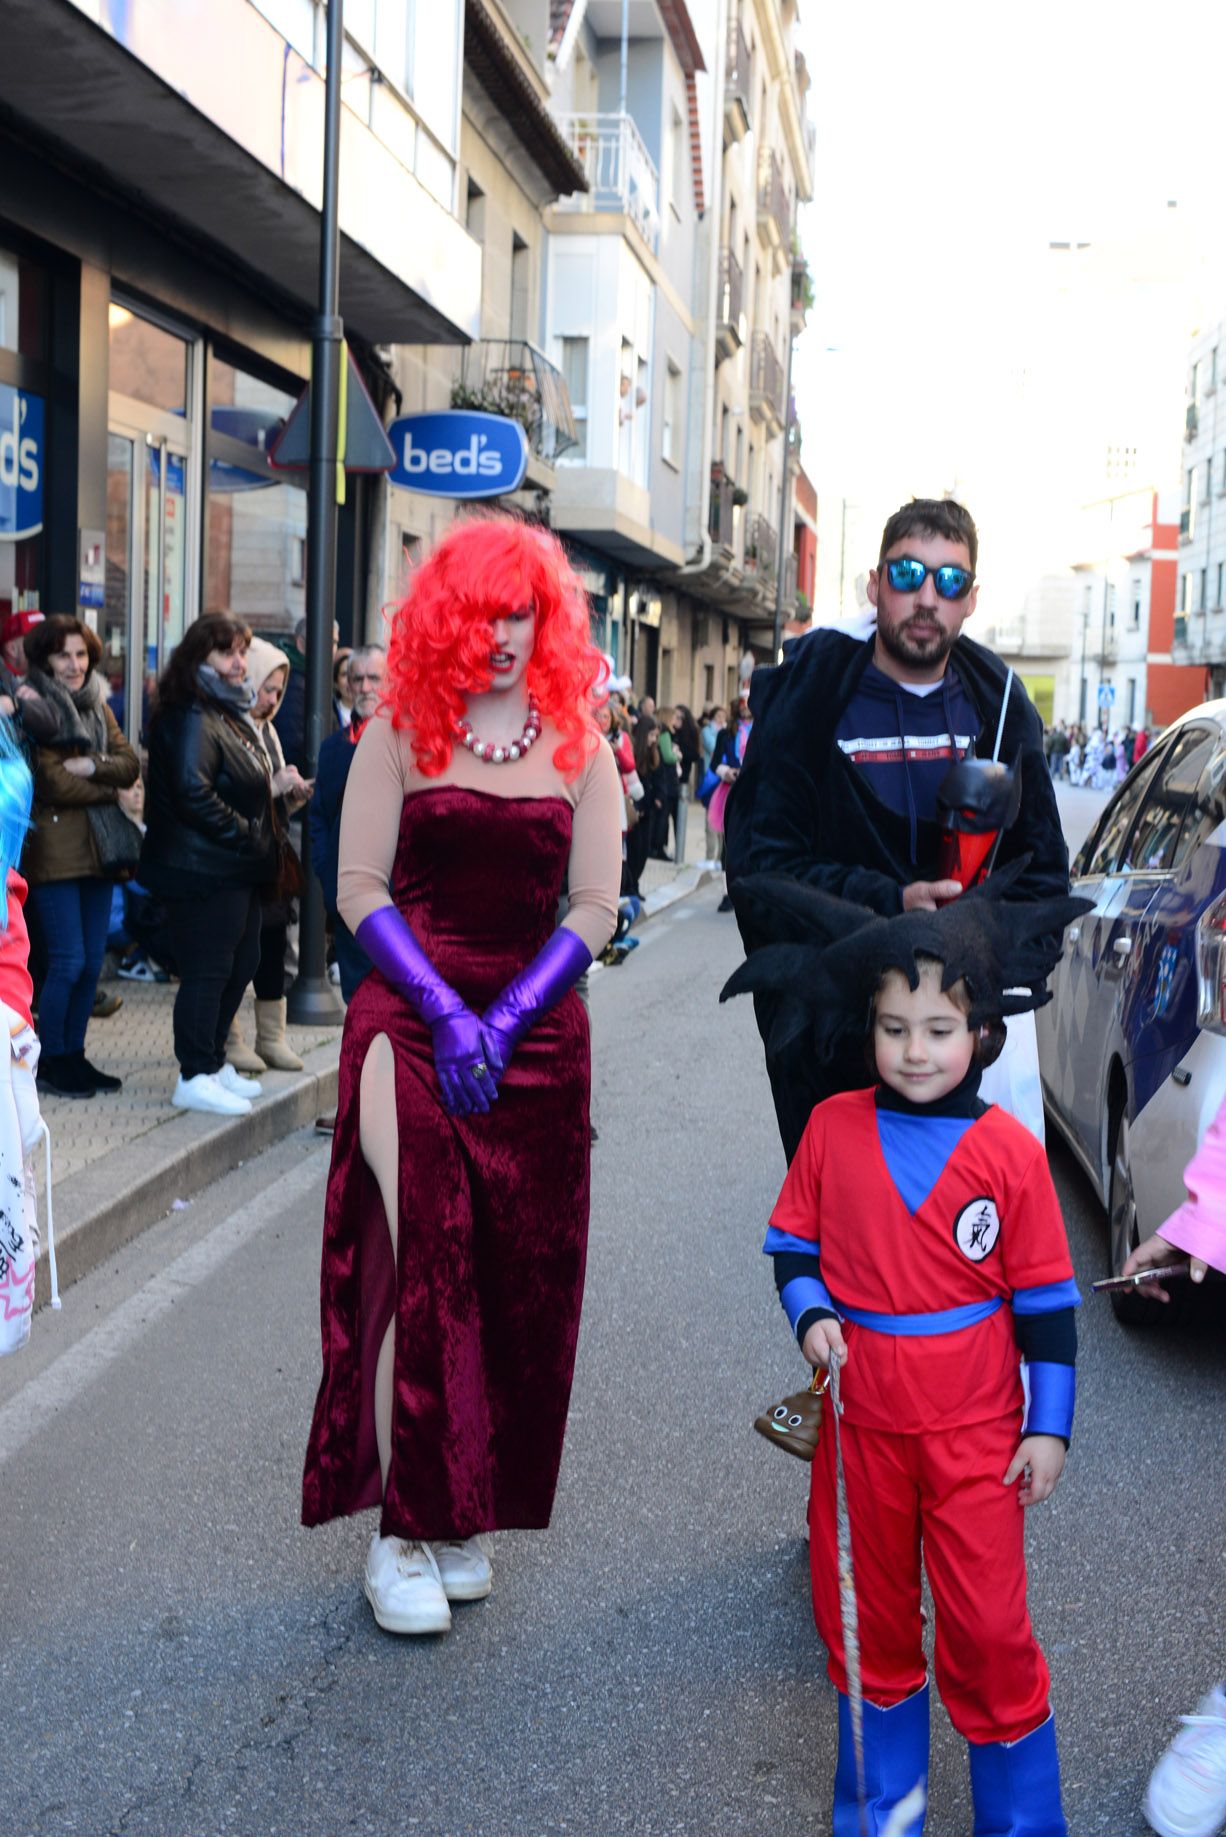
xmin=226 ymin=1015 xmax=267 ymax=1074
xmin=254 ymin=997 xmax=304 ymax=1072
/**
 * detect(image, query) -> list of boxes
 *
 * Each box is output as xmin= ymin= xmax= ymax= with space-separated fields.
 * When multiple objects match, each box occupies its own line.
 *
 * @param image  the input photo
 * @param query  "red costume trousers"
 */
xmin=809 ymin=1411 xmax=1052 ymax=1745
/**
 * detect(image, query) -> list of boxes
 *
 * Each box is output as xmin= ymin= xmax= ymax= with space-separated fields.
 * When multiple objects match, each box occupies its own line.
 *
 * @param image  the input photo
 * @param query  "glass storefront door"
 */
xmin=106 ymin=420 xmax=190 ymax=736
xmin=107 ymin=298 xmax=199 ymax=739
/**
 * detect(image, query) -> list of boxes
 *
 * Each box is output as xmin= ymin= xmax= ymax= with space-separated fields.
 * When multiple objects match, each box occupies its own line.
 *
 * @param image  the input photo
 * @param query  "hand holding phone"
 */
xmin=1091 ymin=1264 xmax=1192 ymax=1294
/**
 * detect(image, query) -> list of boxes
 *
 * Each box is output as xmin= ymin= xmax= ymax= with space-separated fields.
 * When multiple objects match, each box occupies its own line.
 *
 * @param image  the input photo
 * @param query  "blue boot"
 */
xmin=833 ymin=1682 xmax=929 ymax=1835
xmin=968 ymin=1713 xmax=1068 ymax=1835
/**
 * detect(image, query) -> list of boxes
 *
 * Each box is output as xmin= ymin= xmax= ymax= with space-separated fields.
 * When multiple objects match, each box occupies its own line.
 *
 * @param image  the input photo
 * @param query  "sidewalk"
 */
xmin=32 ymin=812 xmax=717 ymax=1301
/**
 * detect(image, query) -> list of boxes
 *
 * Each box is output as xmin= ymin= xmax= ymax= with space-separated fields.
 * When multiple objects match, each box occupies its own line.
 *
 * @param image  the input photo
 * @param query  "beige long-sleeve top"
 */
xmin=337 ymin=711 xmax=623 ymax=958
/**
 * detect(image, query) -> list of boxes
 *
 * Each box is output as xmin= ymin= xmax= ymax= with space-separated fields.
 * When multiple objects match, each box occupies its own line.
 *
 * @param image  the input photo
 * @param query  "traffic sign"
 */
xmin=268 ymin=347 xmax=396 ymax=474
xmin=1097 ymin=683 xmax=1116 ymax=707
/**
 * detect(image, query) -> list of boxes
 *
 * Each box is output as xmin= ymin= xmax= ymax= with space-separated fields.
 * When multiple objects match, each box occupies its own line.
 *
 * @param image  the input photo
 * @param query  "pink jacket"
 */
xmin=1161 ymin=1098 xmax=1226 ymax=1269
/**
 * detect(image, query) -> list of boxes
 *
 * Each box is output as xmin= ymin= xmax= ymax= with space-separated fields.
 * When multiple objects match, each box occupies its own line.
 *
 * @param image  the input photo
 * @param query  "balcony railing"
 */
xmin=554 ymin=113 xmax=660 ymax=252
xmin=716 ymin=247 xmax=745 ymax=359
xmin=725 ymin=16 xmax=751 ymax=138
xmin=750 ymin=331 xmax=785 ymax=430
xmin=757 ymin=148 xmax=790 ymax=249
xmin=453 ymin=341 xmax=578 ymax=465
xmin=744 ymin=511 xmax=778 ymax=580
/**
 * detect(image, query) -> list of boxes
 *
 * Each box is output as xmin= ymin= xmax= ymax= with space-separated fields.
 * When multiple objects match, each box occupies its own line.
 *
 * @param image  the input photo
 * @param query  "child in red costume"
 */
xmin=723 ymin=873 xmax=1089 ymax=1836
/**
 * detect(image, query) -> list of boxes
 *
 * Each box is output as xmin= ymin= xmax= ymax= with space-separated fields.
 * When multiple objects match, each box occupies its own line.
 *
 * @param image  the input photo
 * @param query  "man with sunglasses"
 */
xmin=725 ymin=497 xmax=1068 ymax=1162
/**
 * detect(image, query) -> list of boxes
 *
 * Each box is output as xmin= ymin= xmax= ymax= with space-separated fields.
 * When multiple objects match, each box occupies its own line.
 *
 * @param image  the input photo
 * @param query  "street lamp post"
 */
xmin=288 ymin=0 xmax=345 ymax=1025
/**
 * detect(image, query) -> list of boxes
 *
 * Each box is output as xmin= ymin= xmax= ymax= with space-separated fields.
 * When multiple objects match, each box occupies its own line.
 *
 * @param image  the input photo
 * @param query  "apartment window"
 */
xmin=1204 ymin=456 xmax=1213 ymax=502
xmin=704 ymin=662 xmax=715 ymax=705
xmin=1182 ymin=573 xmax=1193 ymax=613
xmin=720 ymin=403 xmax=730 ymax=467
xmin=1132 ymin=595 xmax=1141 ymax=628
xmin=1192 ymin=360 xmax=1201 ymax=405
xmin=1212 ymin=347 xmax=1219 ymax=390
xmin=1126 ymin=678 xmax=1136 ymax=724
xmin=1201 ymin=568 xmax=1208 ymax=612
xmin=662 ymin=360 xmax=682 ymax=466
xmin=346 ymin=0 xmax=413 ymax=95
xmin=466 ymin=179 xmax=485 ymax=242
xmin=670 ymin=105 xmax=686 ymax=215
xmin=560 ymin=336 xmax=589 ymax=462
xmin=509 ymin=232 xmax=529 ymax=342
xmin=1108 ymin=584 xmax=1116 ymax=629
xmin=1218 ymin=562 xmax=1224 ymax=609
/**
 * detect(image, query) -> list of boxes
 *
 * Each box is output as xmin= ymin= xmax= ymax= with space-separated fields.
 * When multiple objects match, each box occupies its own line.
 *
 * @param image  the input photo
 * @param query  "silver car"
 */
xmin=1037 ymin=703 xmax=1226 ymax=1320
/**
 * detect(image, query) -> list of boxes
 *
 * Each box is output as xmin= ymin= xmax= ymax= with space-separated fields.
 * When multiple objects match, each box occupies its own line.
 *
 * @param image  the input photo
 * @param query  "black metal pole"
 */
xmin=288 ymin=0 xmax=345 ymax=1024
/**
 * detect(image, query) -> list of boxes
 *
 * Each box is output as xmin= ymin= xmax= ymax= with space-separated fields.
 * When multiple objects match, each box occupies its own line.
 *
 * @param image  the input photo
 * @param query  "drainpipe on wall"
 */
xmin=677 ymin=0 xmax=729 ymax=585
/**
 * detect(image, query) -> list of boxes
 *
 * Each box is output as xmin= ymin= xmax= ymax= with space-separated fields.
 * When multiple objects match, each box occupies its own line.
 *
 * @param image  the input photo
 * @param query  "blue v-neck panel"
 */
xmin=875 ymin=1109 xmax=977 ymax=1215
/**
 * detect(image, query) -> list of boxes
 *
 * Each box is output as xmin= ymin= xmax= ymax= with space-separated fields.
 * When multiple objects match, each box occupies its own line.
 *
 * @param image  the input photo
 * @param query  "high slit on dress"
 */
xmin=301 ymin=784 xmax=600 ymax=1541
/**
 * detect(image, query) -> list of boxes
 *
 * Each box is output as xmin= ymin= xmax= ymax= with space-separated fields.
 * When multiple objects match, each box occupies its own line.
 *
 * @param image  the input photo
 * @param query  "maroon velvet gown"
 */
xmin=301 ymin=787 xmax=591 ymax=1541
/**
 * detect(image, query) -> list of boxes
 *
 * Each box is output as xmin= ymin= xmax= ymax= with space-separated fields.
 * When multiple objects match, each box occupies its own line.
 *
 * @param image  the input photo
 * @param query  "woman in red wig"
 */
xmin=302 ymin=516 xmax=622 ymax=1635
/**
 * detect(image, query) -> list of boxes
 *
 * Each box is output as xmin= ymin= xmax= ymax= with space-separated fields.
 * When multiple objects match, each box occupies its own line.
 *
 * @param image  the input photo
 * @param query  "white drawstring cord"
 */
xmin=39 ymin=1119 xmax=59 ymax=1309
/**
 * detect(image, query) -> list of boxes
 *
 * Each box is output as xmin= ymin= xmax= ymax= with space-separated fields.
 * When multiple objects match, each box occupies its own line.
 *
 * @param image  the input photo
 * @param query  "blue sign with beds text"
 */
xmin=0 ymin=384 xmax=44 ymax=543
xmin=387 ymin=410 xmax=529 ymax=500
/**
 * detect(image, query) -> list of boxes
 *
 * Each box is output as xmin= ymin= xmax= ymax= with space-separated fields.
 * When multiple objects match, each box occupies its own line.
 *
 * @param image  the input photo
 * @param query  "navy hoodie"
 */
xmin=835 ymin=663 xmax=979 ymax=867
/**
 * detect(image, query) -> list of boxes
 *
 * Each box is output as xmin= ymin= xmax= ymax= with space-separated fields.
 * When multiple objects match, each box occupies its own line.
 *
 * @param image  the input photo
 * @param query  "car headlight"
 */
xmin=1195 ymin=889 xmax=1226 ymax=1035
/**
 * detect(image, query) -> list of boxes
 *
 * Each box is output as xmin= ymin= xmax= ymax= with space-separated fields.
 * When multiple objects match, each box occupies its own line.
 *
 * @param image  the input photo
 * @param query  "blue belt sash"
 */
xmin=834 ymin=1296 xmax=1003 ymax=1337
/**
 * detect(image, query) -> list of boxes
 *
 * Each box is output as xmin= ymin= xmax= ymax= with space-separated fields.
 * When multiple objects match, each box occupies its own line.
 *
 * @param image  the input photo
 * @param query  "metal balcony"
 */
xmin=453 ymin=341 xmax=578 ymax=465
xmin=743 ymin=511 xmax=778 ymax=581
xmin=724 ymin=16 xmax=751 ymax=142
xmin=554 ymin=113 xmax=660 ymax=252
xmin=757 ymin=148 xmax=790 ymax=253
xmin=715 ymin=247 xmax=745 ymax=361
xmin=750 ymin=331 xmax=785 ymax=432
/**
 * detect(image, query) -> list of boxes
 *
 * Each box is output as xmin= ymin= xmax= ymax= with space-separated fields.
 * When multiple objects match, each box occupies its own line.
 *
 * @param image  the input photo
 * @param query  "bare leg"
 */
xmin=358 ymin=1033 xmax=399 ymax=1492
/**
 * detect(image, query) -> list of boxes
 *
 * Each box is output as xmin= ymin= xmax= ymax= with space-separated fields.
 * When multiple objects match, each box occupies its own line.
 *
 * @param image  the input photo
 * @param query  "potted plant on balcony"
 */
xmin=731 ymin=484 xmax=749 ymax=507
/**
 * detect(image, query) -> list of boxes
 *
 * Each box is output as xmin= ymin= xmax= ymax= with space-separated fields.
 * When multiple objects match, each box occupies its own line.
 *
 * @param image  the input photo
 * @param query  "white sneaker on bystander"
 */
xmin=1145 ymin=1685 xmax=1226 ymax=1837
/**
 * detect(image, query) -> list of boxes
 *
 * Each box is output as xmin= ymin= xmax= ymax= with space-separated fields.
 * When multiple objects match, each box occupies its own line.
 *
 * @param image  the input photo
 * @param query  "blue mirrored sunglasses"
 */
xmin=884 ymin=556 xmax=975 ymax=601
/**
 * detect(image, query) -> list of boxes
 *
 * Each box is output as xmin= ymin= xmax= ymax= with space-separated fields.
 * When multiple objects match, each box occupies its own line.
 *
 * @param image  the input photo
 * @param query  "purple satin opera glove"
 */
xmin=480 ymin=926 xmax=592 ymax=1075
xmin=353 ymin=905 xmax=497 ymax=1117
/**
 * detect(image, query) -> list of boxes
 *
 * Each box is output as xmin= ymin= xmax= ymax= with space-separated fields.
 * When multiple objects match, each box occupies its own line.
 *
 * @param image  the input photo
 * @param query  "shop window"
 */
xmin=205 ymin=355 xmax=307 ymax=634
xmin=109 ymin=303 xmax=189 ymax=415
xmin=0 ymin=248 xmax=48 ymax=360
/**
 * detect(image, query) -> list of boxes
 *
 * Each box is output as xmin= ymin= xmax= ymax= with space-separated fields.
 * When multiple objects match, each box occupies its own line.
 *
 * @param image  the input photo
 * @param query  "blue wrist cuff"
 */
xmin=1022 ymin=1360 xmax=1076 ymax=1442
xmin=781 ymin=1273 xmax=835 ymax=1337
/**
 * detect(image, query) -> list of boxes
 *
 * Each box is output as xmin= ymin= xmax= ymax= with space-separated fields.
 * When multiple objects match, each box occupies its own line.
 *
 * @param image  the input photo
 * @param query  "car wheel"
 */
xmin=1107 ymin=1110 xmax=1187 ymax=1326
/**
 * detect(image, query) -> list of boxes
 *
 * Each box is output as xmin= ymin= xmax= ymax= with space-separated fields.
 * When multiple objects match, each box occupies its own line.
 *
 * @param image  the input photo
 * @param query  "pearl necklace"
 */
xmin=456 ymin=696 xmax=541 ymax=764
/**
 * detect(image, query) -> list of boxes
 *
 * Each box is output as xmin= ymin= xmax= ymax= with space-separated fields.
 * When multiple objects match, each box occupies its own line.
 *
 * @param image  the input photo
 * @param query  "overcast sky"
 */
xmin=791 ymin=0 xmax=1226 ymax=621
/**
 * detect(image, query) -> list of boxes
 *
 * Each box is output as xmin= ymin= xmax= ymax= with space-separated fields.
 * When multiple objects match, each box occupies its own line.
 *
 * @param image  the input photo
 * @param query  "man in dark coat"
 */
xmin=307 ymin=644 xmax=384 ymax=1002
xmin=725 ymin=497 xmax=1069 ymax=1161
xmin=271 ymin=614 xmax=340 ymax=773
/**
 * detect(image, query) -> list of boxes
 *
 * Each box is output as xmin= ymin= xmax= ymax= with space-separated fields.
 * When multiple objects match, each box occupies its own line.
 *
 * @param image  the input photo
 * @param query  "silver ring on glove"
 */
xmin=471 ymin=1060 xmax=488 ymax=1079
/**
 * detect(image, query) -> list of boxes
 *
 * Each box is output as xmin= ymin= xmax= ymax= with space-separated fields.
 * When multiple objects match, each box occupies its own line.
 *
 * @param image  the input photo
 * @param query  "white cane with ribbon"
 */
xmin=828 ymin=1352 xmax=869 ymax=1837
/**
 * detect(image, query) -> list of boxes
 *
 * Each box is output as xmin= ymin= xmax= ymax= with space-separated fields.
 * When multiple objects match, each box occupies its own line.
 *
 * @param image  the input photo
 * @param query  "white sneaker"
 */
xmin=172 ymin=1073 xmax=252 ymax=1117
xmin=1145 ymin=1685 xmax=1226 ymax=1837
xmin=363 ymin=1534 xmax=451 ymax=1635
xmin=217 ymin=1063 xmax=264 ymax=1098
xmin=434 ymin=1535 xmax=493 ymax=1601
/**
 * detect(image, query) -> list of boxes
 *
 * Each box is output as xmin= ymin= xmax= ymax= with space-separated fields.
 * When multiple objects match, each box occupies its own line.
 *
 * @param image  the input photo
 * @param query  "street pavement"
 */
xmin=2 ymin=794 xmax=1223 ymax=1835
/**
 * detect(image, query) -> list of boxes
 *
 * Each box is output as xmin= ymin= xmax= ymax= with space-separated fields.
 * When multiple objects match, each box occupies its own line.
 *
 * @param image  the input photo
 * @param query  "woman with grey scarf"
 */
xmin=24 ymin=615 xmax=140 ymax=1098
xmin=140 ymin=614 xmax=278 ymax=1118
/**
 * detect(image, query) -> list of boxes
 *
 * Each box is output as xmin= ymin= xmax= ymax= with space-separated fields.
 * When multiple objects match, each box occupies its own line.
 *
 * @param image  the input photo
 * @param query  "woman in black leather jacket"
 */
xmin=141 ymin=613 xmax=276 ymax=1117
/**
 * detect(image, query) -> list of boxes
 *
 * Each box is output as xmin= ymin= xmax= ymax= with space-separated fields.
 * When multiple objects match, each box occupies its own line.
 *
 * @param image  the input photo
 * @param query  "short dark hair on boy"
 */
xmin=878 ymin=498 xmax=978 ymax=575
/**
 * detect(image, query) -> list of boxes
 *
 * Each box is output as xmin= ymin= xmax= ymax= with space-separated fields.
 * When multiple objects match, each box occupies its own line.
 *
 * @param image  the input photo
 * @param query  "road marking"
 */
xmin=0 ymin=1149 xmax=327 ymax=1469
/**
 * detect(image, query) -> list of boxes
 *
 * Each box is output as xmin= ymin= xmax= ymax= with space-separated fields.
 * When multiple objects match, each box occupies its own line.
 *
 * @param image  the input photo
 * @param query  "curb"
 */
xmin=35 ymin=1039 xmax=339 ymax=1300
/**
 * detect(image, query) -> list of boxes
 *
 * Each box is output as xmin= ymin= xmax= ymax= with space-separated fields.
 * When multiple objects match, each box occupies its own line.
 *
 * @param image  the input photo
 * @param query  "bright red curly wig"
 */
xmin=384 ymin=516 xmax=604 ymax=780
